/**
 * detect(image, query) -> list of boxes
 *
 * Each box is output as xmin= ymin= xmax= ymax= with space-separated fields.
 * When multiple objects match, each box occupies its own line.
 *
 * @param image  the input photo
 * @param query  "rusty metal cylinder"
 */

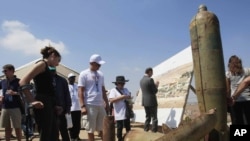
xmin=189 ymin=4 xmax=228 ymax=140
xmin=103 ymin=115 xmax=115 ymax=141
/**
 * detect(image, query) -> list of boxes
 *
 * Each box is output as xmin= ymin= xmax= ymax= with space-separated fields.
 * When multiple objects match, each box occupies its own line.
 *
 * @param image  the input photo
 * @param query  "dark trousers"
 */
xmin=34 ymin=95 xmax=57 ymax=141
xmin=68 ymin=111 xmax=81 ymax=139
xmin=116 ymin=119 xmax=131 ymax=141
xmin=144 ymin=106 xmax=158 ymax=132
xmin=231 ymin=101 xmax=250 ymax=125
xmin=57 ymin=113 xmax=70 ymax=141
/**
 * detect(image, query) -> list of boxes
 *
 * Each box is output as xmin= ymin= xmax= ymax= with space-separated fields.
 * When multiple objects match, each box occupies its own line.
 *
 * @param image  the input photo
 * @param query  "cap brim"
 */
xmin=98 ymin=60 xmax=105 ymax=65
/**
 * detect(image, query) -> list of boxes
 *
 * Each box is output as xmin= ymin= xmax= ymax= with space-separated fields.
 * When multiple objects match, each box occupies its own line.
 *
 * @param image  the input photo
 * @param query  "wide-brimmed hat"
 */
xmin=112 ymin=76 xmax=129 ymax=84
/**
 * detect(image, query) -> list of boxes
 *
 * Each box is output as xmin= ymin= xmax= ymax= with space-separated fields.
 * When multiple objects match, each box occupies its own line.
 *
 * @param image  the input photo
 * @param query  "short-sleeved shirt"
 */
xmin=69 ymin=83 xmax=81 ymax=111
xmin=0 ymin=77 xmax=20 ymax=109
xmin=109 ymin=87 xmax=131 ymax=120
xmin=78 ymin=69 xmax=105 ymax=106
xmin=226 ymin=68 xmax=250 ymax=101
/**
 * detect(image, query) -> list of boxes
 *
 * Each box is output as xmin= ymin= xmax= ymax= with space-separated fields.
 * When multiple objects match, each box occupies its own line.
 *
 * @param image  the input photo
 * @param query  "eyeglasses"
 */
xmin=2 ymin=70 xmax=8 ymax=73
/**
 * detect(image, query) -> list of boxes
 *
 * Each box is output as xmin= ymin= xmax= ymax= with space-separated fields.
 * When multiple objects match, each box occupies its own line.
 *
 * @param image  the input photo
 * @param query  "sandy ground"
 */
xmin=0 ymin=103 xmax=231 ymax=141
xmin=0 ymin=128 xmax=102 ymax=141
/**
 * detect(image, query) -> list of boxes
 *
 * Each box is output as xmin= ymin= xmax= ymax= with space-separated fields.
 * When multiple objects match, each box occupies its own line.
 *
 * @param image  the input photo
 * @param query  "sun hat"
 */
xmin=112 ymin=76 xmax=129 ymax=84
xmin=68 ymin=73 xmax=76 ymax=78
xmin=89 ymin=54 xmax=105 ymax=65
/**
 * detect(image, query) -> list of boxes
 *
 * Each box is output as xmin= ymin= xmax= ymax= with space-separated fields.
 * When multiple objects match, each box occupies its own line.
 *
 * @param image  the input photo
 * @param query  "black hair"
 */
xmin=145 ymin=67 xmax=153 ymax=74
xmin=2 ymin=64 xmax=15 ymax=71
xmin=40 ymin=46 xmax=61 ymax=59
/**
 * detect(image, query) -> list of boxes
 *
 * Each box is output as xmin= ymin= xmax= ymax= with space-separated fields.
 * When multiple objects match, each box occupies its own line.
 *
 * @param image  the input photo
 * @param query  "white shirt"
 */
xmin=109 ymin=87 xmax=131 ymax=120
xmin=226 ymin=68 xmax=250 ymax=101
xmin=69 ymin=83 xmax=81 ymax=111
xmin=78 ymin=69 xmax=105 ymax=106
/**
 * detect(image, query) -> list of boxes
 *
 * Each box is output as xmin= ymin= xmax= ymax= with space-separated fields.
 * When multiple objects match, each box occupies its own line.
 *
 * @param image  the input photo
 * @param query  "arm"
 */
xmin=64 ymin=79 xmax=71 ymax=114
xmin=109 ymin=95 xmax=129 ymax=103
xmin=102 ymin=86 xmax=110 ymax=112
xmin=225 ymin=78 xmax=231 ymax=98
xmin=78 ymin=86 xmax=87 ymax=114
xmin=232 ymin=76 xmax=250 ymax=100
xmin=19 ymin=61 xmax=45 ymax=108
xmin=150 ymin=78 xmax=158 ymax=94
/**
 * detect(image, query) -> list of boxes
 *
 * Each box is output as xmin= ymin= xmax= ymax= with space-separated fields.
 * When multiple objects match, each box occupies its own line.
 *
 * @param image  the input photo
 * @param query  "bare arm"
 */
xmin=19 ymin=61 xmax=45 ymax=108
xmin=78 ymin=86 xmax=87 ymax=114
xmin=232 ymin=76 xmax=250 ymax=100
xmin=109 ymin=93 xmax=130 ymax=103
xmin=102 ymin=86 xmax=110 ymax=112
xmin=78 ymin=86 xmax=85 ymax=106
xmin=225 ymin=78 xmax=231 ymax=98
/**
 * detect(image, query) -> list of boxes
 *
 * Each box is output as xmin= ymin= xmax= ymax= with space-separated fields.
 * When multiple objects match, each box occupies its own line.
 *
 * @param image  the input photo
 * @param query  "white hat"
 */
xmin=89 ymin=54 xmax=105 ymax=65
xmin=68 ymin=73 xmax=76 ymax=78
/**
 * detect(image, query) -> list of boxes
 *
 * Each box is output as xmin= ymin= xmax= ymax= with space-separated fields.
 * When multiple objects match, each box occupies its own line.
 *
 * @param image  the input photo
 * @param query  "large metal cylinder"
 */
xmin=189 ymin=5 xmax=228 ymax=141
xmin=103 ymin=115 xmax=115 ymax=141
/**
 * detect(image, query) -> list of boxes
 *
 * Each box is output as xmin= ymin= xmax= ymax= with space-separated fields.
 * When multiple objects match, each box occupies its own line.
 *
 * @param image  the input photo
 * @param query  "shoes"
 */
xmin=1 ymin=134 xmax=17 ymax=140
xmin=11 ymin=134 xmax=16 ymax=138
xmin=71 ymin=137 xmax=81 ymax=141
xmin=29 ymin=135 xmax=35 ymax=140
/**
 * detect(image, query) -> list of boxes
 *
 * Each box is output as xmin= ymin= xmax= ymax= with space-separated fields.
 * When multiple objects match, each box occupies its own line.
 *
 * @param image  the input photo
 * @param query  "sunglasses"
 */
xmin=117 ymin=82 xmax=125 ymax=85
xmin=2 ymin=70 xmax=8 ymax=73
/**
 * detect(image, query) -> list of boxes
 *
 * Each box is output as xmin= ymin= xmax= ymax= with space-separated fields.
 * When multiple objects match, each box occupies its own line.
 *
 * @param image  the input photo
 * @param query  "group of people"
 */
xmin=0 ymin=45 xmax=161 ymax=141
xmin=0 ymin=46 xmax=82 ymax=141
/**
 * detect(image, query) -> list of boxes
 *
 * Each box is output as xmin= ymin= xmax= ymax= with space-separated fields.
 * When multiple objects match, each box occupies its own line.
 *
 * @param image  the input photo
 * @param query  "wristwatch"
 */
xmin=81 ymin=105 xmax=86 ymax=108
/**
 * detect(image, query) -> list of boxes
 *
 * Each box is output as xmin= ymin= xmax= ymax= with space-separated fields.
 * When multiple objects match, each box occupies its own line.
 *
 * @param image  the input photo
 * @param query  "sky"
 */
xmin=0 ymin=1 xmax=250 ymax=96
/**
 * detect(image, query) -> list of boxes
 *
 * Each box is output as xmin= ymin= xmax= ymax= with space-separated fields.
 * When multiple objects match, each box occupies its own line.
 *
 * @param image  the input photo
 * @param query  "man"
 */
xmin=50 ymin=67 xmax=72 ymax=141
xmin=140 ymin=67 xmax=159 ymax=133
xmin=67 ymin=73 xmax=81 ymax=141
xmin=78 ymin=54 xmax=109 ymax=141
xmin=0 ymin=64 xmax=22 ymax=141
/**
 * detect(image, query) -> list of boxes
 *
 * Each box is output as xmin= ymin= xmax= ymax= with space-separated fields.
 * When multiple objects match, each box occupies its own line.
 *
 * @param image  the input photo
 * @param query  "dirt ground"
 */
xmin=0 ymin=103 xmax=232 ymax=140
xmin=0 ymin=128 xmax=102 ymax=141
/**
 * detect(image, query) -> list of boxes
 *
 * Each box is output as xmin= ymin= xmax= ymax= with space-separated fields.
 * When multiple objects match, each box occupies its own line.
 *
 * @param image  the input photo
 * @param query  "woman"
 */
xmin=19 ymin=46 xmax=61 ymax=141
xmin=226 ymin=55 xmax=250 ymax=125
xmin=109 ymin=76 xmax=132 ymax=141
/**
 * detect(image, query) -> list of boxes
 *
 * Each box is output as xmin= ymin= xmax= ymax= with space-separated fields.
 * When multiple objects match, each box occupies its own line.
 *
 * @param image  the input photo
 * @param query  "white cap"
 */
xmin=68 ymin=73 xmax=76 ymax=78
xmin=89 ymin=54 xmax=105 ymax=65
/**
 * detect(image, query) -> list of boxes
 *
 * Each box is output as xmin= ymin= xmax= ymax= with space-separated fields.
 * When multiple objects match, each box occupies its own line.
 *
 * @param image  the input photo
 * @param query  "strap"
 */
xmin=35 ymin=59 xmax=48 ymax=70
xmin=116 ymin=87 xmax=123 ymax=95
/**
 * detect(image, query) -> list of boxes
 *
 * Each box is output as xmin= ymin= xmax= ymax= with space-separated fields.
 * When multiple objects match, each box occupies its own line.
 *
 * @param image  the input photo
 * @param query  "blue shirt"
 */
xmin=0 ymin=76 xmax=20 ymax=109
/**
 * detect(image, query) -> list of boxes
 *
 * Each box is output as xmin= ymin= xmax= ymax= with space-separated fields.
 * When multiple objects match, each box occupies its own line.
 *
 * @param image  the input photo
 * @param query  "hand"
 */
xmin=0 ymin=96 xmax=3 ymax=104
xmin=81 ymin=107 xmax=87 ymax=115
xmin=6 ymin=89 xmax=13 ymax=95
xmin=155 ymin=81 xmax=159 ymax=87
xmin=227 ymin=97 xmax=233 ymax=106
xmin=123 ymin=95 xmax=131 ymax=99
xmin=55 ymin=106 xmax=63 ymax=115
xmin=31 ymin=101 xmax=44 ymax=109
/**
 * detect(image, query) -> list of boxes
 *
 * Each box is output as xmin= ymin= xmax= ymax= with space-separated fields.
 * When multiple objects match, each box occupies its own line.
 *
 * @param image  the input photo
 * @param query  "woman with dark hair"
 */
xmin=226 ymin=55 xmax=250 ymax=125
xmin=19 ymin=46 xmax=61 ymax=141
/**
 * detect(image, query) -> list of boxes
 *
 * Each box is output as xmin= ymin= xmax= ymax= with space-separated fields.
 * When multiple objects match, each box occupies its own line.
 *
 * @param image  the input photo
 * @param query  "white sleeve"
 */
xmin=77 ymin=72 xmax=85 ymax=87
xmin=244 ymin=68 xmax=250 ymax=76
xmin=225 ymin=71 xmax=231 ymax=78
xmin=109 ymin=89 xmax=116 ymax=99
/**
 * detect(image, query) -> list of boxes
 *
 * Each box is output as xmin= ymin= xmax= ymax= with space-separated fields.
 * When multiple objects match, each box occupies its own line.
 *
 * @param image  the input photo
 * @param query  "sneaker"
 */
xmin=10 ymin=134 xmax=16 ymax=139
